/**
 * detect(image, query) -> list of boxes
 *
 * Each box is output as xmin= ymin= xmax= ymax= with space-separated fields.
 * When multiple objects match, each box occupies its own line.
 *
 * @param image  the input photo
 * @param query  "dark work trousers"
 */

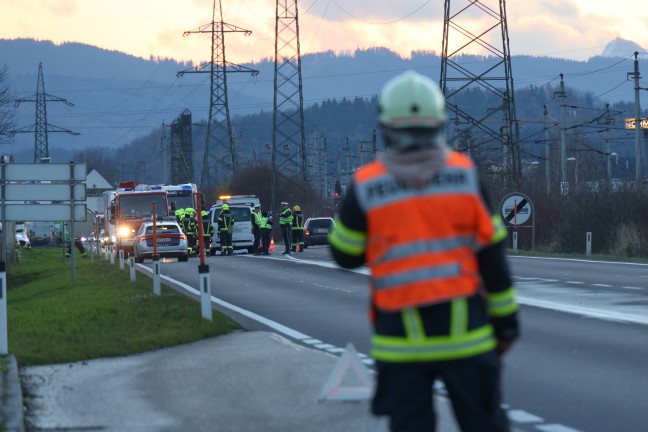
xmin=372 ymin=350 xmax=509 ymax=432
xmin=291 ymin=229 xmax=304 ymax=252
xmin=281 ymin=224 xmax=291 ymax=253
xmin=220 ymin=231 xmax=233 ymax=255
xmin=261 ymin=229 xmax=271 ymax=254
xmin=252 ymin=227 xmax=261 ymax=254
xmin=187 ymin=235 xmax=197 ymax=254
xmin=67 ymin=239 xmax=86 ymax=255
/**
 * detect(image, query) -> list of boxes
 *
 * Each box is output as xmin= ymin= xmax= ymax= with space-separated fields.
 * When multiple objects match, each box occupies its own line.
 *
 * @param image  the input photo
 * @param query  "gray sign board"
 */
xmin=0 ymin=204 xmax=87 ymax=222
xmin=3 ymin=163 xmax=86 ymax=181
xmin=3 ymin=184 xmax=86 ymax=201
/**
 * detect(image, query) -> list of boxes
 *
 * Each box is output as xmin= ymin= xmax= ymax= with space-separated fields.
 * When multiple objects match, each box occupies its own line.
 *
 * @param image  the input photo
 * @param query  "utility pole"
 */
xmin=14 ymin=63 xmax=79 ymax=162
xmin=628 ymin=51 xmax=642 ymax=185
xmin=556 ymin=74 xmax=567 ymax=191
xmin=543 ymin=105 xmax=551 ymax=195
xmin=178 ymin=0 xmax=258 ymax=190
xmin=271 ymin=0 xmax=307 ymax=213
xmin=605 ymin=104 xmax=613 ymax=182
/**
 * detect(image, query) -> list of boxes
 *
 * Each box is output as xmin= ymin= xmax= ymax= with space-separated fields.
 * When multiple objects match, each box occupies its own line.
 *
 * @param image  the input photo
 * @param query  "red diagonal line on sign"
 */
xmin=505 ymin=199 xmax=528 ymax=223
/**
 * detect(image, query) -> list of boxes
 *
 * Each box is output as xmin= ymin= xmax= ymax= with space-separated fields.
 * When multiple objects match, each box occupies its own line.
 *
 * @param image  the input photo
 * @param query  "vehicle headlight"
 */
xmin=81 ymin=237 xmax=88 ymax=242
xmin=118 ymin=226 xmax=131 ymax=237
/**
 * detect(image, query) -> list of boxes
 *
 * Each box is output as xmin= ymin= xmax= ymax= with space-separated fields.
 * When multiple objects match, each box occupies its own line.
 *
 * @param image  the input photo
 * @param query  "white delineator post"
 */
xmin=110 ymin=246 xmax=115 ymax=265
xmin=0 ymin=261 xmax=7 ymax=355
xmin=199 ymin=264 xmax=212 ymax=321
xmin=152 ymin=201 xmax=161 ymax=296
xmin=586 ymin=232 xmax=592 ymax=257
xmin=129 ymin=256 xmax=136 ymax=282
xmin=119 ymin=249 xmax=125 ymax=270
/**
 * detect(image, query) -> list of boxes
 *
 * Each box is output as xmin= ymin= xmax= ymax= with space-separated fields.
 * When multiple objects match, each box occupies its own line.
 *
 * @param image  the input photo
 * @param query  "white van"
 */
xmin=209 ymin=195 xmax=260 ymax=255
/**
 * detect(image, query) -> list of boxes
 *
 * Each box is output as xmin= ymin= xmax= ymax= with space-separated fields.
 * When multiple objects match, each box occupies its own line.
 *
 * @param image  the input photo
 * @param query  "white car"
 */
xmin=16 ymin=231 xmax=31 ymax=248
xmin=132 ymin=221 xmax=189 ymax=263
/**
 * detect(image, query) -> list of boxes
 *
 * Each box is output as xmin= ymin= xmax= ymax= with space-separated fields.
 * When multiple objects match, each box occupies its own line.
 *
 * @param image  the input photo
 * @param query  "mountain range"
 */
xmin=1 ymin=37 xmax=647 ymax=162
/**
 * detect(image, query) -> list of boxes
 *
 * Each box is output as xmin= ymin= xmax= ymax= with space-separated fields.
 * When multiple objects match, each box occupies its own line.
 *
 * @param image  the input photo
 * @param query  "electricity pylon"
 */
xmin=178 ymin=0 xmax=258 ymax=190
xmin=14 ymin=62 xmax=79 ymax=162
xmin=440 ymin=0 xmax=520 ymax=188
xmin=271 ymin=0 xmax=307 ymax=210
xmin=170 ymin=109 xmax=195 ymax=184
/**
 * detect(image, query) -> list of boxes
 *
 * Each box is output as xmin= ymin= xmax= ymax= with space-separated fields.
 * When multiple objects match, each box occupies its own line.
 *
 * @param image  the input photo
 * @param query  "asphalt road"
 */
xmin=146 ymin=248 xmax=648 ymax=432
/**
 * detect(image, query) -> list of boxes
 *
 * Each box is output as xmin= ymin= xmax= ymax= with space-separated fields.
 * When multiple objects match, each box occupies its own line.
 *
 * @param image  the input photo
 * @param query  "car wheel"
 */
xmin=209 ymin=248 xmax=216 ymax=256
xmin=246 ymin=247 xmax=254 ymax=254
xmin=135 ymin=256 xmax=144 ymax=264
xmin=178 ymin=255 xmax=189 ymax=262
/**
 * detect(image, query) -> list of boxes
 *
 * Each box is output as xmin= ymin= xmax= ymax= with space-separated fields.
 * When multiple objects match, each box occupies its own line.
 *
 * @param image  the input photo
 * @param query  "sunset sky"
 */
xmin=2 ymin=0 xmax=647 ymax=65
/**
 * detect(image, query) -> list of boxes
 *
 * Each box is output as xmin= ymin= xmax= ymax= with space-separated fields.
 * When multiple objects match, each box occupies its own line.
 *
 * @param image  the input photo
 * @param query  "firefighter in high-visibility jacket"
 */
xmin=291 ymin=205 xmax=304 ymax=252
xmin=180 ymin=208 xmax=197 ymax=256
xmin=329 ymin=71 xmax=519 ymax=432
xmin=200 ymin=210 xmax=214 ymax=255
xmin=217 ymin=204 xmax=234 ymax=255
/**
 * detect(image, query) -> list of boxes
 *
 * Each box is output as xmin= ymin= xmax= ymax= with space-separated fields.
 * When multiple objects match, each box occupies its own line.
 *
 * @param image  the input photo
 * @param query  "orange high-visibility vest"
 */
xmin=354 ymin=151 xmax=496 ymax=311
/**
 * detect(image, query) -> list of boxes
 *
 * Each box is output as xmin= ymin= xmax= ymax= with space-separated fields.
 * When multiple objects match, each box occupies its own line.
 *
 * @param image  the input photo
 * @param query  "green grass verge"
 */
xmin=7 ymin=248 xmax=241 ymax=366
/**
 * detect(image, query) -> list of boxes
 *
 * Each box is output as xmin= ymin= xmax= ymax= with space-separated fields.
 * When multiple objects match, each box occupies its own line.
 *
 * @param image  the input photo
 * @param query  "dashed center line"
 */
xmin=565 ymin=281 xmax=584 ymax=285
xmin=593 ymin=284 xmax=612 ymax=287
xmin=621 ymin=286 xmax=644 ymax=290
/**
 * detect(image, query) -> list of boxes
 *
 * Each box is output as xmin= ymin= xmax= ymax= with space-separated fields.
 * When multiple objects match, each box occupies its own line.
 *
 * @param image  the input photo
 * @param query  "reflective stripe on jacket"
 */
xmin=217 ymin=212 xmax=233 ymax=233
xmin=292 ymin=213 xmax=304 ymax=230
xmin=353 ymin=152 xmax=498 ymax=311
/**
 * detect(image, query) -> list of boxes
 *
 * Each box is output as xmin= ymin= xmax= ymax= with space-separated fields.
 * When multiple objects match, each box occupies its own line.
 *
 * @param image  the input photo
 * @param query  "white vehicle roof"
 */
xmin=214 ymin=195 xmax=260 ymax=208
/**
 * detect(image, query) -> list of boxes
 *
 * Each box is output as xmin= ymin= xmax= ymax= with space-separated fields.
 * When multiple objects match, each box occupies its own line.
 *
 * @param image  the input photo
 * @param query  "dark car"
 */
xmin=304 ymin=217 xmax=335 ymax=248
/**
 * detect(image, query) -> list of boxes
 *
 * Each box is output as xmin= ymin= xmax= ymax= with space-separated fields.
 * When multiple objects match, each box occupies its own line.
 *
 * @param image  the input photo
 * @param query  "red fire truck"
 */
xmin=108 ymin=182 xmax=171 ymax=255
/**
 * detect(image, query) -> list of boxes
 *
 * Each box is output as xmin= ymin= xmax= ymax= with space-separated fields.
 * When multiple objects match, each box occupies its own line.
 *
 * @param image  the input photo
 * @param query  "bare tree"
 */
xmin=0 ymin=65 xmax=15 ymax=144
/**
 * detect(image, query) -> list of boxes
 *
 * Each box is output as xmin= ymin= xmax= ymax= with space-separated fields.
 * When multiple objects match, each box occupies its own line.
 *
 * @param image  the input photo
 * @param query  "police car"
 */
xmin=132 ymin=220 xmax=189 ymax=263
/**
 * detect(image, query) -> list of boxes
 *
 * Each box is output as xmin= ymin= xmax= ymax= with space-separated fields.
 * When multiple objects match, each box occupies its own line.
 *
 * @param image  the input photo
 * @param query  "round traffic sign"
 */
xmin=500 ymin=193 xmax=532 ymax=225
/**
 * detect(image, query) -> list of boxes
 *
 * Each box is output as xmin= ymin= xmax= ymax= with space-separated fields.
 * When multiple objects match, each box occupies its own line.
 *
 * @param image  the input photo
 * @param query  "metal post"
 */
xmin=129 ymin=256 xmax=136 ymax=282
xmin=119 ymin=249 xmax=125 ymax=270
xmin=558 ymin=74 xmax=567 ymax=191
xmin=70 ymin=162 xmax=76 ymax=284
xmin=586 ymin=232 xmax=592 ymax=257
xmin=0 ymin=261 xmax=7 ymax=355
xmin=632 ymin=52 xmax=642 ymax=185
xmin=543 ymin=105 xmax=551 ymax=195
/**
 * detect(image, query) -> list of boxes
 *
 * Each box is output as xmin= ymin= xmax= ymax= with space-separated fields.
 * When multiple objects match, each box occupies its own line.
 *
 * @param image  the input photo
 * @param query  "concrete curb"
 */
xmin=0 ymin=355 xmax=25 ymax=432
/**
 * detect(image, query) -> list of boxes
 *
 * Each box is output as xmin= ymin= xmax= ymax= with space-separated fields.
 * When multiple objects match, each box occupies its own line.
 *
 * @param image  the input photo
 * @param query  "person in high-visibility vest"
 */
xmin=291 ymin=205 xmax=304 ymax=252
xmin=252 ymin=205 xmax=262 ymax=255
xmin=278 ymin=201 xmax=293 ymax=255
xmin=329 ymin=71 xmax=519 ymax=432
xmin=259 ymin=210 xmax=273 ymax=255
xmin=180 ymin=208 xmax=197 ymax=256
xmin=200 ymin=210 xmax=214 ymax=255
xmin=217 ymin=204 xmax=234 ymax=255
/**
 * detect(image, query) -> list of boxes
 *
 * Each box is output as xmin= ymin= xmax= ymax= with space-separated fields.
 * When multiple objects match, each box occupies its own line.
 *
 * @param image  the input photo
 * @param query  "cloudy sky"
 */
xmin=2 ymin=0 xmax=647 ymax=64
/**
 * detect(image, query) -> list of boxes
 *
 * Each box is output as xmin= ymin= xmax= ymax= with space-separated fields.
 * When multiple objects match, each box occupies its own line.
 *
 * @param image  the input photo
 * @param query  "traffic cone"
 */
xmin=269 ymin=237 xmax=276 ymax=252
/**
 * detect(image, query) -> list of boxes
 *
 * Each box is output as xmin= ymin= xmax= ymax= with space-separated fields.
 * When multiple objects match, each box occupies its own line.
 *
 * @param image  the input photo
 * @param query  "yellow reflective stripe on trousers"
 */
xmin=372 ymin=324 xmax=496 ymax=362
xmin=328 ymin=220 xmax=366 ymax=256
xmin=488 ymin=286 xmax=518 ymax=317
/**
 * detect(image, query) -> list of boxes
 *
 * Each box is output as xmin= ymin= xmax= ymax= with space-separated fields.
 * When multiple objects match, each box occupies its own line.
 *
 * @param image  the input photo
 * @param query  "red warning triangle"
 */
xmin=319 ymin=343 xmax=374 ymax=401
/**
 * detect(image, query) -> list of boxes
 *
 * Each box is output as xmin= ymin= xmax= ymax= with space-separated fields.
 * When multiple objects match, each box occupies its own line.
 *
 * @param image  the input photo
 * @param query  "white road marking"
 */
xmin=593 ymin=284 xmax=612 ymax=287
xmin=536 ymin=424 xmax=584 ymax=432
xmin=565 ymin=281 xmax=584 ymax=285
xmin=509 ymin=255 xmax=648 ymax=267
xmin=507 ymin=409 xmax=543 ymax=423
xmin=621 ymin=286 xmax=643 ymax=290
xmin=538 ymin=279 xmax=558 ymax=282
